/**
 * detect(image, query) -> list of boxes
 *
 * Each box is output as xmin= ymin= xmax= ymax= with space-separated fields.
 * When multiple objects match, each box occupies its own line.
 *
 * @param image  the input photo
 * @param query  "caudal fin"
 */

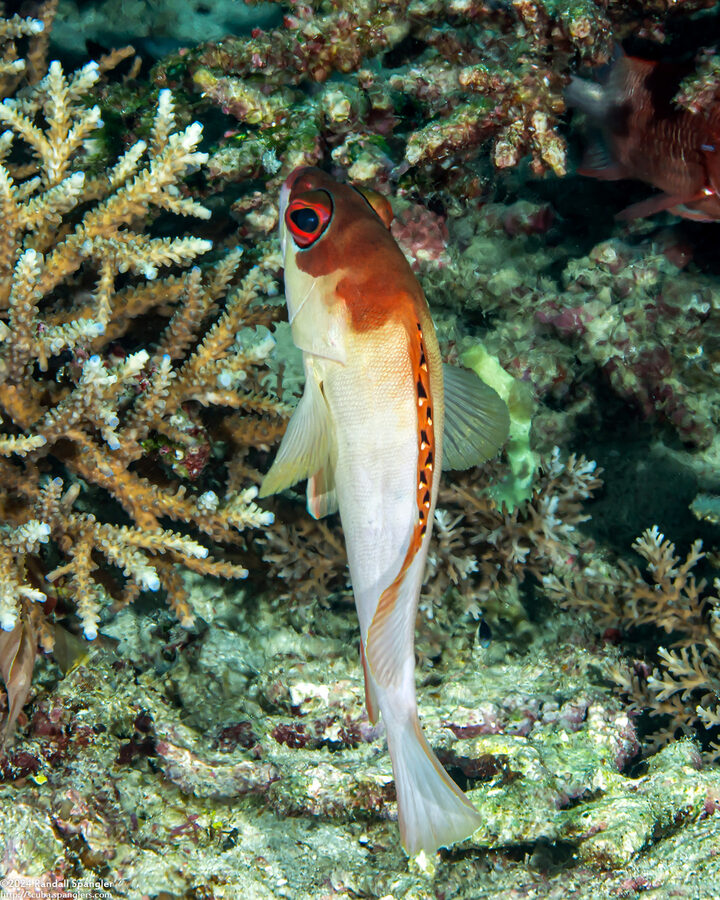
xmin=387 ymin=713 xmax=481 ymax=856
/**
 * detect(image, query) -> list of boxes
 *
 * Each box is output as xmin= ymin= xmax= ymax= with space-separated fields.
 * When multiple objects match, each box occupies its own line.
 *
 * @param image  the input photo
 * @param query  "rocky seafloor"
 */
xmin=2 ymin=562 xmax=720 ymax=900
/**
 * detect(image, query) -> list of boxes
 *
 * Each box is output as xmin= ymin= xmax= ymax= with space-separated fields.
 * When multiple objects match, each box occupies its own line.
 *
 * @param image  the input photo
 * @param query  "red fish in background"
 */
xmin=567 ymin=54 xmax=720 ymax=221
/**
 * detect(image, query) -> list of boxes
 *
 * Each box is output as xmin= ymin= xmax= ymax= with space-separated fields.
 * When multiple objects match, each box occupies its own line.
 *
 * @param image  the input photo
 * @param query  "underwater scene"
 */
xmin=2 ymin=0 xmax=720 ymax=897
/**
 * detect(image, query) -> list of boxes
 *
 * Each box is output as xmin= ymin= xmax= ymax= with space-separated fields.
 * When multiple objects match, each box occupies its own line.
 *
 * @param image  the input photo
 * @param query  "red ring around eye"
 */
xmin=285 ymin=189 xmax=333 ymax=248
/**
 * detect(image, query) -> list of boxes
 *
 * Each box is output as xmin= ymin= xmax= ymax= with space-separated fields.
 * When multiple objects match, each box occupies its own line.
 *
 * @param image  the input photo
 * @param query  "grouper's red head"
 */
xmin=279 ymin=167 xmax=424 ymax=335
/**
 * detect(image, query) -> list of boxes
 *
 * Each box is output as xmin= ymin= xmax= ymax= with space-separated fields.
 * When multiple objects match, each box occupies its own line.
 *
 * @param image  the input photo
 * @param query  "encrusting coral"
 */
xmin=0 ymin=16 xmax=289 ymax=740
xmin=155 ymin=0 xmax=615 ymax=233
xmin=410 ymin=201 xmax=720 ymax=451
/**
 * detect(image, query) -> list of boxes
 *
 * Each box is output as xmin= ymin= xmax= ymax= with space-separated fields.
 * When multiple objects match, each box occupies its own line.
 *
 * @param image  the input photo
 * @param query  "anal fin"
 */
xmin=366 ymin=553 xmax=423 ymax=689
xmin=616 ymin=190 xmax=706 ymax=221
xmin=307 ymin=464 xmax=338 ymax=519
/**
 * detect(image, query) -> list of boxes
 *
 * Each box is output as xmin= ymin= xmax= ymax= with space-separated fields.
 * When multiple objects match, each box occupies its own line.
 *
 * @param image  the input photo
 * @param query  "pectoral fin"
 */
xmin=577 ymin=140 xmax=628 ymax=181
xmin=443 ymin=363 xmax=509 ymax=470
xmin=259 ymin=360 xmax=333 ymax=498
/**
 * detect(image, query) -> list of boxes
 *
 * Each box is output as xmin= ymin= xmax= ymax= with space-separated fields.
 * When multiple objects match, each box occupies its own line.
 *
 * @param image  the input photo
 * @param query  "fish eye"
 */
xmin=285 ymin=189 xmax=332 ymax=248
xmin=290 ymin=207 xmax=319 ymax=232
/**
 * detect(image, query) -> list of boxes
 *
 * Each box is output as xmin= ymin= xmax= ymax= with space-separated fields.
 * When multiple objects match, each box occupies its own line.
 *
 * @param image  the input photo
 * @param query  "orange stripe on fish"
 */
xmin=366 ymin=318 xmax=435 ymax=687
xmin=359 ymin=638 xmax=378 ymax=725
xmin=260 ymin=166 xmax=510 ymax=856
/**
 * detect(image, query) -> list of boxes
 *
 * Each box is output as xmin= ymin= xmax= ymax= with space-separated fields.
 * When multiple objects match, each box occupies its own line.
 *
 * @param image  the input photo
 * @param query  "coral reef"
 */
xmin=410 ymin=200 xmax=720 ymax=452
xmin=140 ymin=0 xmax=720 ymax=242
xmin=546 ymin=526 xmax=720 ymax=758
xmin=152 ymin=0 xmax=617 ymax=233
xmin=0 ymin=20 xmax=288 ymax=741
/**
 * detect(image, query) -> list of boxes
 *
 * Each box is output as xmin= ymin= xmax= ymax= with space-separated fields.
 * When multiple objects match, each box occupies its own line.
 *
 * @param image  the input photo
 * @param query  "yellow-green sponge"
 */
xmin=461 ymin=343 xmax=538 ymax=510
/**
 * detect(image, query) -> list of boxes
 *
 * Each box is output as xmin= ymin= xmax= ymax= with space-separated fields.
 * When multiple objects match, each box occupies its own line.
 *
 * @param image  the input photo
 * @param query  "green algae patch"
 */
xmin=464 ymin=735 xmax=563 ymax=845
xmin=559 ymin=740 xmax=720 ymax=867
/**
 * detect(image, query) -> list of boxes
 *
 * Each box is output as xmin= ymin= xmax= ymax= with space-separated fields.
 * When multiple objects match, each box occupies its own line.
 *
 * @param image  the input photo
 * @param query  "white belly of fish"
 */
xmin=320 ymin=325 xmax=419 ymax=640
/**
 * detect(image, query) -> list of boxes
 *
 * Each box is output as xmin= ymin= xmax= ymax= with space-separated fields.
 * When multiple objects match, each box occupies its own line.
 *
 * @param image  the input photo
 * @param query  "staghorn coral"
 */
xmin=417 ymin=449 xmax=601 ymax=659
xmin=257 ymin=509 xmax=351 ymax=610
xmin=0 ymin=54 xmax=289 ymax=740
xmin=545 ymin=526 xmax=720 ymax=758
xmin=0 ymin=1 xmax=56 ymax=95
